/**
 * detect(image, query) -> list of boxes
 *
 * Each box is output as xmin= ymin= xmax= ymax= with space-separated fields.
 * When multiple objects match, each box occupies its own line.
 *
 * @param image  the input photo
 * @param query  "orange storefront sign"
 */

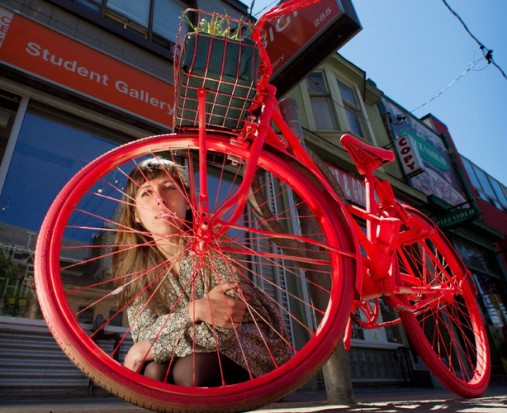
xmin=0 ymin=7 xmax=175 ymax=128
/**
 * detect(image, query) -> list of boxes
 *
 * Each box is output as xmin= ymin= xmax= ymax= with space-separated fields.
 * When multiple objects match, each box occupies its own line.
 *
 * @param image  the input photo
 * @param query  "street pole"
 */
xmin=279 ymin=98 xmax=355 ymax=405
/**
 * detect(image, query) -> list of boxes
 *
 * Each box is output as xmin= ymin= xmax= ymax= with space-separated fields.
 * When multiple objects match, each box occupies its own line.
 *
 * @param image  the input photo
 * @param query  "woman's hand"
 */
xmin=188 ymin=282 xmax=246 ymax=329
xmin=124 ymin=340 xmax=154 ymax=373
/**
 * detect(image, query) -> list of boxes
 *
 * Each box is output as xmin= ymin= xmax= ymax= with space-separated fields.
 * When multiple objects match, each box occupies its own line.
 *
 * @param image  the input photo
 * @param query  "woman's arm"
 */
xmin=126 ymin=283 xmax=245 ymax=365
xmin=188 ymin=282 xmax=246 ymax=328
xmin=123 ymin=339 xmax=154 ymax=372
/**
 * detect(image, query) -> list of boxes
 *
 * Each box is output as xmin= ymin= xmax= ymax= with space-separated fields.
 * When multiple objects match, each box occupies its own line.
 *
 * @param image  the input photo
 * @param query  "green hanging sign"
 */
xmin=435 ymin=208 xmax=477 ymax=229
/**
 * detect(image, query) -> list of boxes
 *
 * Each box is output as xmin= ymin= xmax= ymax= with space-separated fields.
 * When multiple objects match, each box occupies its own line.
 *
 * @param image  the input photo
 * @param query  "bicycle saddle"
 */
xmin=340 ymin=134 xmax=395 ymax=175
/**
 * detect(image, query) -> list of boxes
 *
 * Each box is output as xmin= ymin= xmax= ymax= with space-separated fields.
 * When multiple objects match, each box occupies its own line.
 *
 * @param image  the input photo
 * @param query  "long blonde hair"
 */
xmin=112 ymin=158 xmax=191 ymax=314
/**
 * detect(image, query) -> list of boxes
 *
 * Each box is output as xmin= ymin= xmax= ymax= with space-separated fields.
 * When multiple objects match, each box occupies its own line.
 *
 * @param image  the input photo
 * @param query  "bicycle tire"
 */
xmin=34 ymin=132 xmax=356 ymax=413
xmin=394 ymin=206 xmax=490 ymax=397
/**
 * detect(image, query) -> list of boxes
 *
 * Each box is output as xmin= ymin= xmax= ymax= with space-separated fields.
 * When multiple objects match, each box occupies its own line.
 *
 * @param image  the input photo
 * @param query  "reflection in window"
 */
xmin=0 ymin=104 xmax=125 ymax=247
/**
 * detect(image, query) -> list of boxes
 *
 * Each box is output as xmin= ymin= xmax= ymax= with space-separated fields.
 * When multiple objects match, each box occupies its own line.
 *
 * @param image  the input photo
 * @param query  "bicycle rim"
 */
xmin=34 ymin=133 xmax=356 ymax=412
xmin=395 ymin=207 xmax=490 ymax=397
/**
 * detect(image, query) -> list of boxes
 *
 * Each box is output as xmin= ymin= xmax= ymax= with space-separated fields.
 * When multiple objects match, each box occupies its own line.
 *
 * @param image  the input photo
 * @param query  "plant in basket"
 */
xmin=175 ymin=10 xmax=260 ymax=131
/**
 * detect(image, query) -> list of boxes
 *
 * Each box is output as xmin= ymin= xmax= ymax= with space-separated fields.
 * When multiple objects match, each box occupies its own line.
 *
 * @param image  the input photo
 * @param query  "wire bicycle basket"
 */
xmin=174 ymin=9 xmax=260 ymax=131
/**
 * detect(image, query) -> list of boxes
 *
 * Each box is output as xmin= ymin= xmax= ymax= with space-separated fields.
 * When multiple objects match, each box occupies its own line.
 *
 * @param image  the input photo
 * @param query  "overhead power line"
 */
xmin=411 ymin=57 xmax=482 ymax=113
xmin=412 ymin=2 xmax=506 ymax=113
xmin=441 ymin=0 xmax=507 ymax=81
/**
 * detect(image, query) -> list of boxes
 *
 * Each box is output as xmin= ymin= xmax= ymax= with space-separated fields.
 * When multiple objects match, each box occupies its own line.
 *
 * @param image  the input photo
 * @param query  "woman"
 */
xmin=113 ymin=157 xmax=291 ymax=386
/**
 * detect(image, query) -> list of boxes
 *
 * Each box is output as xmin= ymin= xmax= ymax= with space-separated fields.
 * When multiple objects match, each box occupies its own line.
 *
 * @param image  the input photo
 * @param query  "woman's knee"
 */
xmin=170 ymin=353 xmax=248 ymax=387
xmin=171 ymin=353 xmax=221 ymax=387
xmin=143 ymin=361 xmax=169 ymax=381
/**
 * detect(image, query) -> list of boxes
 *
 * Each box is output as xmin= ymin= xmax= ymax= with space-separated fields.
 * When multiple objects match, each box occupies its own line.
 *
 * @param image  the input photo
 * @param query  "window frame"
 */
xmin=335 ymin=77 xmax=367 ymax=139
xmin=47 ymin=0 xmax=193 ymax=58
xmin=463 ymin=156 xmax=507 ymax=210
xmin=306 ymin=71 xmax=338 ymax=131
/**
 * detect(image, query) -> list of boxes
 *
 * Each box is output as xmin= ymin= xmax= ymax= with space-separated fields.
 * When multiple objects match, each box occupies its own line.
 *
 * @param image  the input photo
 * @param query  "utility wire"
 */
xmin=441 ymin=0 xmax=507 ymax=80
xmin=410 ymin=57 xmax=482 ymax=113
xmin=250 ymin=0 xmax=278 ymax=18
xmin=412 ymin=2 xmax=506 ymax=113
xmin=248 ymin=0 xmax=256 ymax=20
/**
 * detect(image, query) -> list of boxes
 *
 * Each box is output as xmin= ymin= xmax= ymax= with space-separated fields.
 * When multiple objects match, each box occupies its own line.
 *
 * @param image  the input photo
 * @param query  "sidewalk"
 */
xmin=257 ymin=385 xmax=507 ymax=412
xmin=0 ymin=385 xmax=505 ymax=413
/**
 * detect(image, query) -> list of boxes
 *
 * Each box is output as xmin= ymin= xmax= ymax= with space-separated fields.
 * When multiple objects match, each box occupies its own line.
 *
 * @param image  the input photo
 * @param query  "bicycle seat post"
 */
xmin=363 ymin=169 xmax=378 ymax=240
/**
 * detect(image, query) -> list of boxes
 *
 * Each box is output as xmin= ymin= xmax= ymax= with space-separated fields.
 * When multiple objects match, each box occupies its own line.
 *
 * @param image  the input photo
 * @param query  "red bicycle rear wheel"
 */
xmin=34 ymin=133 xmax=356 ymax=412
xmin=394 ymin=206 xmax=490 ymax=397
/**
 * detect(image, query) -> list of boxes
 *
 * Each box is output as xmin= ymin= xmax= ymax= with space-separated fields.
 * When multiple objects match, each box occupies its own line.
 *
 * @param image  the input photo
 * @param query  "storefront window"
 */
xmin=0 ymin=103 xmax=123 ymax=243
xmin=0 ymin=102 xmax=127 ymax=318
xmin=0 ymin=106 xmax=250 ymax=322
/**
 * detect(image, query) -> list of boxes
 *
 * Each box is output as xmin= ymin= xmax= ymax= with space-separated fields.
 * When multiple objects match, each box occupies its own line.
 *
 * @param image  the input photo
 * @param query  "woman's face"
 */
xmin=134 ymin=175 xmax=188 ymax=239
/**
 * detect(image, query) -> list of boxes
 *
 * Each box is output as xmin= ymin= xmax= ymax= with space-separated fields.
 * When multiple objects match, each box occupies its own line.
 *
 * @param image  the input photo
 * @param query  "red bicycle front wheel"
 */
xmin=394 ymin=207 xmax=490 ymax=397
xmin=35 ymin=133 xmax=356 ymax=412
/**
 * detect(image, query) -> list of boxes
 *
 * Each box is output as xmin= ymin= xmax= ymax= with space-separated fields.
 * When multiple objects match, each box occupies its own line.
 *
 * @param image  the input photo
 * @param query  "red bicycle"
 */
xmin=34 ymin=1 xmax=490 ymax=412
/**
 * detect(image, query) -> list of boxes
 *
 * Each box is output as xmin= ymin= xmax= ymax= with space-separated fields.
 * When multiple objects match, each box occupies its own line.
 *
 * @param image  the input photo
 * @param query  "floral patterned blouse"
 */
xmin=127 ymin=253 xmax=292 ymax=378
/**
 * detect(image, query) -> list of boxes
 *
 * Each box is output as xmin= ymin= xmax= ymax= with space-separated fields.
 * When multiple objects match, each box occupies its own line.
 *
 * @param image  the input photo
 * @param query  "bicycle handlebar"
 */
xmin=252 ymin=0 xmax=320 ymax=41
xmin=251 ymin=0 xmax=321 ymax=95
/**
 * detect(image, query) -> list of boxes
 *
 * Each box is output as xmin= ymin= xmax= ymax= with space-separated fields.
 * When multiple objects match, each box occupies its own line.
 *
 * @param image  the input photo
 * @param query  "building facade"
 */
xmin=0 ymin=0 xmax=506 ymax=397
xmin=423 ymin=114 xmax=507 ymax=374
xmin=284 ymin=51 xmax=507 ymax=380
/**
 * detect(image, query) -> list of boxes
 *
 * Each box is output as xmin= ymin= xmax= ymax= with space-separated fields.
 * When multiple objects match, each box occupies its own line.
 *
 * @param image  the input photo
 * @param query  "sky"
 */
xmin=250 ymin=0 xmax=507 ymax=187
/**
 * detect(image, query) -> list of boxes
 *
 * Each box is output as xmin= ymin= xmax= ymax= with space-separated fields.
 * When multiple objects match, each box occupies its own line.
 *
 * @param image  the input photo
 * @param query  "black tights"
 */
xmin=142 ymin=353 xmax=250 ymax=387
